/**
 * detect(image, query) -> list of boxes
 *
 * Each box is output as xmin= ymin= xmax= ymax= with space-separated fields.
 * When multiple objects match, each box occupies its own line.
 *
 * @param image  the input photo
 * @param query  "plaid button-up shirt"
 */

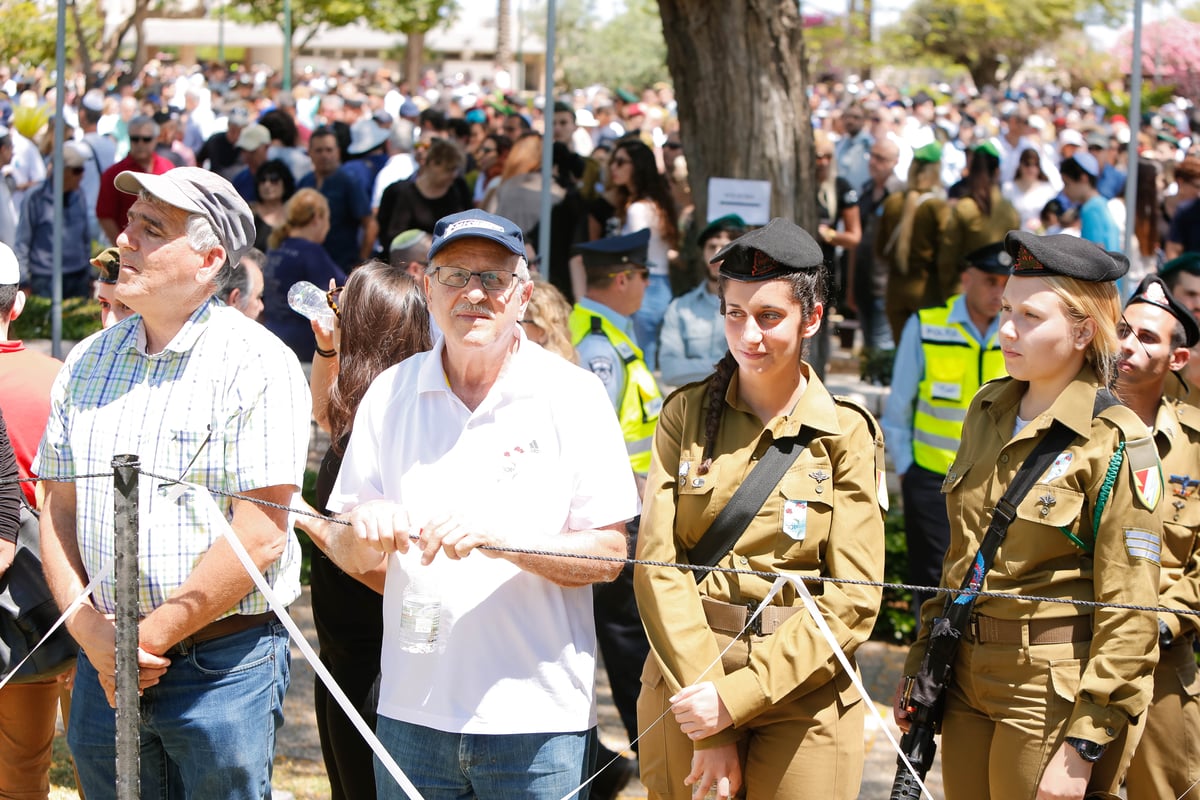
xmin=35 ymin=297 xmax=310 ymax=616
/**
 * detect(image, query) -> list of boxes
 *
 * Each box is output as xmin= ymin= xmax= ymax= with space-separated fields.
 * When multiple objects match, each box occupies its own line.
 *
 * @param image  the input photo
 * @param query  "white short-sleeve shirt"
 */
xmin=327 ymin=333 xmax=638 ymax=734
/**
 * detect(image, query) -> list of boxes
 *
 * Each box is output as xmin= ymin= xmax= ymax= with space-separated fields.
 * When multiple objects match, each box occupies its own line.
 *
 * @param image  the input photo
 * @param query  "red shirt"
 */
xmin=0 ymin=341 xmax=62 ymax=506
xmin=96 ymin=153 xmax=175 ymax=234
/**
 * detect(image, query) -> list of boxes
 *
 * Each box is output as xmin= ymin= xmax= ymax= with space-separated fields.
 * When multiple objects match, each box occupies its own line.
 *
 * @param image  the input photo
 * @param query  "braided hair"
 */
xmin=695 ymin=266 xmax=827 ymax=475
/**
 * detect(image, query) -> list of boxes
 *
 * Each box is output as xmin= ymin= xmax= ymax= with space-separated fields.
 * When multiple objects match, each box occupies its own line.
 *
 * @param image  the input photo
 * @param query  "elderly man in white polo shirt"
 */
xmin=325 ymin=209 xmax=638 ymax=799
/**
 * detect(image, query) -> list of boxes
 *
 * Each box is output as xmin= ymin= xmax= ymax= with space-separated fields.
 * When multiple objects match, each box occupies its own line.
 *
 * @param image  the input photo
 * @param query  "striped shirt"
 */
xmin=34 ymin=297 xmax=310 ymax=616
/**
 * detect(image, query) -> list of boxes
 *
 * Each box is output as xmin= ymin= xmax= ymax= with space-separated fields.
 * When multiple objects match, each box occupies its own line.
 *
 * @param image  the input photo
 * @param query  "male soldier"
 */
xmin=1113 ymin=275 xmax=1200 ymax=799
xmin=569 ymin=229 xmax=664 ymax=798
xmin=36 ymin=167 xmax=310 ymax=798
xmin=1161 ymin=253 xmax=1200 ymax=406
xmin=881 ymin=242 xmax=1011 ymax=622
xmin=324 ymin=209 xmax=637 ymax=799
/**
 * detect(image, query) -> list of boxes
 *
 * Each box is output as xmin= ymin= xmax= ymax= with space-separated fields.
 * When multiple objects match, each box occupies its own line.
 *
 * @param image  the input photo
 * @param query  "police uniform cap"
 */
xmin=963 ymin=241 xmax=1013 ymax=275
xmin=1004 ymin=230 xmax=1129 ymax=282
xmin=712 ymin=217 xmax=824 ymax=281
xmin=1160 ymin=252 xmax=1200 ymax=281
xmin=1125 ymin=274 xmax=1200 ymax=347
xmin=697 ymin=214 xmax=746 ymax=247
xmin=573 ymin=229 xmax=650 ymax=271
xmin=913 ymin=141 xmax=942 ymax=163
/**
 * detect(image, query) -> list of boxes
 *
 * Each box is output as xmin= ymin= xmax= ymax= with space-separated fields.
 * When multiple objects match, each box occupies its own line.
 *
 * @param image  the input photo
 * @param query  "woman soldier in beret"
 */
xmin=633 ymin=218 xmax=887 ymax=799
xmin=895 ymin=232 xmax=1163 ymax=800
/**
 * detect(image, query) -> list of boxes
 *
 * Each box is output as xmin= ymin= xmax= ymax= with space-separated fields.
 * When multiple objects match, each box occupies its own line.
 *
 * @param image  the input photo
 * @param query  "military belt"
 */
xmin=971 ymin=614 xmax=1092 ymax=646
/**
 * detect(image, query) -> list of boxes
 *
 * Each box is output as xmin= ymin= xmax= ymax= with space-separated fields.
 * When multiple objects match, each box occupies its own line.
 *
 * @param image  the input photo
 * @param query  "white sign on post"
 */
xmin=707 ymin=178 xmax=772 ymax=226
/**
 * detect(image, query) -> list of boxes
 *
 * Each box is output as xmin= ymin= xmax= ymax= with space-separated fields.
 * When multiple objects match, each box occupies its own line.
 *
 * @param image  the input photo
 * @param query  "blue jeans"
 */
xmin=632 ymin=273 xmax=672 ymax=370
xmin=69 ymin=621 xmax=290 ymax=800
xmin=375 ymin=716 xmax=594 ymax=800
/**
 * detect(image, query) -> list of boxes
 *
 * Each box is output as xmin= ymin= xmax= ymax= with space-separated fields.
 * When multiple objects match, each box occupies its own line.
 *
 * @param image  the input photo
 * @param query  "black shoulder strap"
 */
xmin=688 ymin=429 xmax=815 ymax=583
xmin=942 ymin=419 xmax=1076 ymax=621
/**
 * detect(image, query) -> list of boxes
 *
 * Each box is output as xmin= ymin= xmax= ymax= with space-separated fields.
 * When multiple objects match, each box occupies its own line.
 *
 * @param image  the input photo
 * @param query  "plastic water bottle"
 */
xmin=398 ymin=569 xmax=441 ymax=654
xmin=287 ymin=281 xmax=334 ymax=332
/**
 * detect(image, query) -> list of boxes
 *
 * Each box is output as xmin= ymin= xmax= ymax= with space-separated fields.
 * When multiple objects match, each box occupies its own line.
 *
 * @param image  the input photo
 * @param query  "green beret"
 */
xmin=913 ymin=141 xmax=943 ymax=163
xmin=1160 ymin=252 xmax=1200 ymax=280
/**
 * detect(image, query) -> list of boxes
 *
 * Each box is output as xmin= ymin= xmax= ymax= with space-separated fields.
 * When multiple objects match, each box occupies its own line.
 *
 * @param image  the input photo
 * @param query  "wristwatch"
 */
xmin=1065 ymin=737 xmax=1107 ymax=763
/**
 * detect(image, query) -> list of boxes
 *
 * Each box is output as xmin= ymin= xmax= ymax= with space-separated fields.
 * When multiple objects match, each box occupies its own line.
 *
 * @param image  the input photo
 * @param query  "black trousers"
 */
xmin=593 ymin=516 xmax=650 ymax=748
xmin=901 ymin=463 xmax=952 ymax=627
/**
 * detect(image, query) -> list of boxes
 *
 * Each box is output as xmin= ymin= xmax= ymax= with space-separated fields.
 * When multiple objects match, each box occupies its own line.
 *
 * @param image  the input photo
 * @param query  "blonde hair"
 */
xmin=268 ymin=188 xmax=328 ymax=250
xmin=502 ymin=134 xmax=542 ymax=179
xmin=892 ymin=159 xmax=943 ymax=275
xmin=525 ymin=280 xmax=577 ymax=363
xmin=1042 ymin=275 xmax=1121 ymax=387
xmin=813 ymin=130 xmax=839 ymax=222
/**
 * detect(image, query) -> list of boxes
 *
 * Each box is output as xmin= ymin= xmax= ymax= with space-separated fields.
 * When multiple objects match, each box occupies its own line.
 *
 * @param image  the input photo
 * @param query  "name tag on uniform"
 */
xmin=783 ymin=499 xmax=807 ymax=540
xmin=930 ymin=382 xmax=962 ymax=402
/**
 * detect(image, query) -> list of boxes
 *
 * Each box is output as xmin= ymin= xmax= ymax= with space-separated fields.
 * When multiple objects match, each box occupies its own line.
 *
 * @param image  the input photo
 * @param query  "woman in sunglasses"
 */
xmin=251 ymin=159 xmax=296 ymax=253
xmin=263 ymin=188 xmax=346 ymax=361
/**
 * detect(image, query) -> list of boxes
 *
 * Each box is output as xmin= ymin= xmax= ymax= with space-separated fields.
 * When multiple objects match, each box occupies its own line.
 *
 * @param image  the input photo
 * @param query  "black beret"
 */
xmin=1125 ymin=274 xmax=1200 ymax=347
xmin=712 ymin=218 xmax=824 ymax=281
xmin=1004 ymin=231 xmax=1129 ymax=283
xmin=962 ymin=241 xmax=1013 ymax=275
xmin=697 ymin=214 xmax=746 ymax=247
xmin=573 ymin=229 xmax=651 ymax=271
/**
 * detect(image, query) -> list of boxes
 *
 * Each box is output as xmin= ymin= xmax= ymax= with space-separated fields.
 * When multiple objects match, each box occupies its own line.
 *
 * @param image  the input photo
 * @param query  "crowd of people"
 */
xmin=0 ymin=55 xmax=1196 ymax=800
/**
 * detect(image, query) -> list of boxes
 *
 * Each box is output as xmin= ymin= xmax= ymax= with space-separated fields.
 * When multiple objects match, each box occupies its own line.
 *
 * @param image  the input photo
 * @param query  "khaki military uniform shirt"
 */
xmin=904 ymin=368 xmax=1162 ymax=744
xmin=1153 ymin=390 xmax=1200 ymax=641
xmin=634 ymin=369 xmax=886 ymax=749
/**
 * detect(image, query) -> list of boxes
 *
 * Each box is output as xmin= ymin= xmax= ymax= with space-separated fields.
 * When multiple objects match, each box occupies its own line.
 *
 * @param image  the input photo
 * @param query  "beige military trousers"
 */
xmin=1125 ymin=636 xmax=1200 ymax=799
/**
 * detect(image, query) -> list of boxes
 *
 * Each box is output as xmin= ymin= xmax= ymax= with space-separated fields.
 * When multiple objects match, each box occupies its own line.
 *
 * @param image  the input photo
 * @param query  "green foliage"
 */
xmin=530 ymin=0 xmax=669 ymax=92
xmin=871 ymin=509 xmax=916 ymax=644
xmin=1093 ymin=83 xmax=1177 ymax=117
xmin=229 ymin=0 xmax=455 ymax=48
xmin=885 ymin=0 xmax=1129 ymax=88
xmin=10 ymin=295 xmax=103 ymax=342
xmin=0 ymin=0 xmax=104 ymax=69
xmin=859 ymin=347 xmax=896 ymax=387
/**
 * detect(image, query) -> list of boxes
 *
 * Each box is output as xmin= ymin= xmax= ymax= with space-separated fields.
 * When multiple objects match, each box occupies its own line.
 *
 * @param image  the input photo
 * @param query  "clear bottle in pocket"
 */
xmin=397 ymin=568 xmax=441 ymax=654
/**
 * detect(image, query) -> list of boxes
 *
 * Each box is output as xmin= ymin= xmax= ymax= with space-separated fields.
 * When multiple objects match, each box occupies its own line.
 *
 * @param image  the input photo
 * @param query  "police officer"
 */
xmin=570 ymin=229 xmax=664 ymax=798
xmin=1113 ymin=275 xmax=1200 ymax=799
xmin=634 ymin=218 xmax=886 ymax=799
xmin=882 ymin=241 xmax=1011 ymax=624
xmin=896 ymin=232 xmax=1163 ymax=800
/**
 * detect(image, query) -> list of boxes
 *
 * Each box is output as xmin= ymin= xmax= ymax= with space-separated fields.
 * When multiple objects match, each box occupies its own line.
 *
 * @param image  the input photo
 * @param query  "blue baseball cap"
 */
xmin=1067 ymin=151 xmax=1100 ymax=178
xmin=428 ymin=210 xmax=526 ymax=262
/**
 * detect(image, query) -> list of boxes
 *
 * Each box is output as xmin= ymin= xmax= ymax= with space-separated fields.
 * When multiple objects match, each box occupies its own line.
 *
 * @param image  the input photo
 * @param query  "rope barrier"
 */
xmin=9 ymin=470 xmax=1199 ymax=619
xmin=10 ymin=466 xmax=1199 ymax=800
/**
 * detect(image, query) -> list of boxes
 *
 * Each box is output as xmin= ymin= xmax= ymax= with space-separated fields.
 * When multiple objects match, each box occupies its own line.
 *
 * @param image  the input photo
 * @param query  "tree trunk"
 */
xmin=69 ymin=0 xmax=94 ymax=79
xmin=658 ymin=0 xmax=816 ymax=232
xmin=968 ymin=55 xmax=1001 ymax=92
xmin=405 ymin=27 xmax=425 ymax=84
xmin=495 ymin=0 xmax=513 ymax=78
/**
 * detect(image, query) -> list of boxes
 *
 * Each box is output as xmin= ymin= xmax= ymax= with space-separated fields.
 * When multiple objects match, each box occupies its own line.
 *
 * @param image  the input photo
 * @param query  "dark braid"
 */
xmin=697 ymin=352 xmax=737 ymax=475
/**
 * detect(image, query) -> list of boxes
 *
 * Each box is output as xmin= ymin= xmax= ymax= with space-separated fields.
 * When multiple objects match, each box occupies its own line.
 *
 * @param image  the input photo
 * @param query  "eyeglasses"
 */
xmin=664 ymin=142 xmax=682 ymax=150
xmin=434 ymin=266 xmax=518 ymax=291
xmin=326 ymin=285 xmax=344 ymax=319
xmin=69 ymin=166 xmax=85 ymax=175
xmin=610 ymin=156 xmax=633 ymax=167
xmin=259 ymin=174 xmax=283 ymax=184
xmin=129 ymin=135 xmax=154 ymax=144
xmin=609 ymin=266 xmax=650 ymax=280
xmin=815 ymin=152 xmax=833 ymax=160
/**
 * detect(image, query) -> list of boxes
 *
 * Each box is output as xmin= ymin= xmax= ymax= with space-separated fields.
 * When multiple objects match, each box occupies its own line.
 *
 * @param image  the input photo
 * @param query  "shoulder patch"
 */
xmin=834 ymin=395 xmax=888 ymax=510
xmin=1125 ymin=435 xmax=1163 ymax=511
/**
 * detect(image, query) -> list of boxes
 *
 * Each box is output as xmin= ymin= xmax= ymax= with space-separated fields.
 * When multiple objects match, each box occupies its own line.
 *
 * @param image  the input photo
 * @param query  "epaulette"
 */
xmin=834 ymin=394 xmax=889 ymax=511
xmin=1170 ymin=394 xmax=1200 ymax=437
xmin=1095 ymin=396 xmax=1162 ymax=512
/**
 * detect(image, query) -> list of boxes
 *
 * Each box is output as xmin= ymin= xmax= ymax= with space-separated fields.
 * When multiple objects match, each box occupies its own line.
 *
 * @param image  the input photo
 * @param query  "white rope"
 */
xmin=0 ymin=557 xmax=113 ymax=691
xmin=779 ymin=575 xmax=933 ymax=800
xmin=175 ymin=484 xmax=426 ymax=800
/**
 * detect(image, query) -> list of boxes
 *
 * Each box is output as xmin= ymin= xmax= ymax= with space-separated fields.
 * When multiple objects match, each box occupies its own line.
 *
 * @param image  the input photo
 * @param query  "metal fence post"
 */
xmin=112 ymin=454 xmax=140 ymax=799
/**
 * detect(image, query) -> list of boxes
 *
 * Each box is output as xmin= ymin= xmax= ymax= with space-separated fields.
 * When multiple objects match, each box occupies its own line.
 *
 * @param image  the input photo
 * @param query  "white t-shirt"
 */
xmin=623 ymin=200 xmax=671 ymax=276
xmin=327 ymin=332 xmax=639 ymax=735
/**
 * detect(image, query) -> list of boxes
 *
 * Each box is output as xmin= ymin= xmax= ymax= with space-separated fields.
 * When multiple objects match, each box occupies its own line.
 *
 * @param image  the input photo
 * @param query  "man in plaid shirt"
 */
xmin=35 ymin=167 xmax=310 ymax=799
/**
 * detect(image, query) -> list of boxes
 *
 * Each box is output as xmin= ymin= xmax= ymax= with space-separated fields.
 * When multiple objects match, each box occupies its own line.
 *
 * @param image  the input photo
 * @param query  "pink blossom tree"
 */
xmin=1114 ymin=18 xmax=1200 ymax=99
